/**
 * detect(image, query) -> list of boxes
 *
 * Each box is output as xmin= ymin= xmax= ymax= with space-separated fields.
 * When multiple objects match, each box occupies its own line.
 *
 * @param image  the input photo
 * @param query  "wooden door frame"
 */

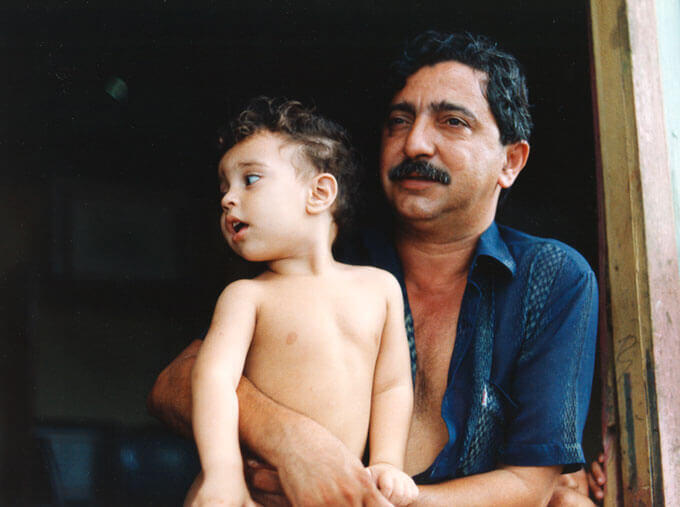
xmin=589 ymin=0 xmax=680 ymax=504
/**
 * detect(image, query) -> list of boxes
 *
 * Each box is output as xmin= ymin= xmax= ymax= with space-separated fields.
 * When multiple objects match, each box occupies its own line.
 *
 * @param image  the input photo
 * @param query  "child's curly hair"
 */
xmin=219 ymin=97 xmax=361 ymax=236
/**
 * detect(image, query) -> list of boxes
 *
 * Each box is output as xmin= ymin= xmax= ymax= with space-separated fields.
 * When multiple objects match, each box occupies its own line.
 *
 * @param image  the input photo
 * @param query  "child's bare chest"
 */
xmin=251 ymin=284 xmax=383 ymax=356
xmin=243 ymin=280 xmax=385 ymax=391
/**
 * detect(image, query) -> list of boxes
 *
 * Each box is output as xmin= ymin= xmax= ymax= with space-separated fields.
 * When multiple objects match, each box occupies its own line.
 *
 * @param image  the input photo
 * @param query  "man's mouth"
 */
xmin=388 ymin=159 xmax=451 ymax=185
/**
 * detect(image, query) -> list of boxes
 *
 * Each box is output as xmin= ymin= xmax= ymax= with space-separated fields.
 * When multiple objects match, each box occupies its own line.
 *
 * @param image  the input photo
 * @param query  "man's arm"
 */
xmin=242 ymin=390 xmax=391 ymax=507
xmin=147 ymin=339 xmax=201 ymax=439
xmin=415 ymin=464 xmax=561 ymax=506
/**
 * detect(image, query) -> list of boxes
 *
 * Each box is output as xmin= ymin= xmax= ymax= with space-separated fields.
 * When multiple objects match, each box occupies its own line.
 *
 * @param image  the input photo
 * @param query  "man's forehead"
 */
xmin=390 ymin=60 xmax=489 ymax=106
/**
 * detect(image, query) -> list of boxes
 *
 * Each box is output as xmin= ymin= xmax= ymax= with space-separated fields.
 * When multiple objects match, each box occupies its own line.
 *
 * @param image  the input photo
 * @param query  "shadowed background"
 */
xmin=1 ymin=1 xmax=598 ymax=504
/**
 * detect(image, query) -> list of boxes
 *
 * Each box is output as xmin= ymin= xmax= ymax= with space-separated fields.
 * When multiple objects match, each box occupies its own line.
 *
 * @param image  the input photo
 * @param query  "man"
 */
xmin=148 ymin=31 xmax=598 ymax=505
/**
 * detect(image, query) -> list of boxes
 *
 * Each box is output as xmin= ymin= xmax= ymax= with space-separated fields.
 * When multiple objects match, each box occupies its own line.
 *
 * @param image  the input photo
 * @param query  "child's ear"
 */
xmin=306 ymin=173 xmax=338 ymax=215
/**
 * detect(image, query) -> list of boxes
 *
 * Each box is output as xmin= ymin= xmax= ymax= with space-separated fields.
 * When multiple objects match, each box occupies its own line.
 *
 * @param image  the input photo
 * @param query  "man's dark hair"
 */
xmin=219 ymin=96 xmax=360 ymax=235
xmin=388 ymin=30 xmax=533 ymax=145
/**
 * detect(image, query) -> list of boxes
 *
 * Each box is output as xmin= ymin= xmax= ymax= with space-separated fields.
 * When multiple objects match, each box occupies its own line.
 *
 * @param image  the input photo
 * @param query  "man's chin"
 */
xmin=388 ymin=192 xmax=448 ymax=217
xmin=392 ymin=203 xmax=445 ymax=223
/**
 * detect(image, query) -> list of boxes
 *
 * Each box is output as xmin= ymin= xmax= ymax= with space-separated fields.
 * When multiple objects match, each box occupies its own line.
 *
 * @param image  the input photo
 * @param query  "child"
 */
xmin=186 ymin=97 xmax=417 ymax=506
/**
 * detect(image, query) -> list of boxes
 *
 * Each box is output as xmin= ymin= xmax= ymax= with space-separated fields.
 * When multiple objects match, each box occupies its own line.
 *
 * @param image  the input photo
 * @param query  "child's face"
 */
xmin=218 ymin=131 xmax=312 ymax=262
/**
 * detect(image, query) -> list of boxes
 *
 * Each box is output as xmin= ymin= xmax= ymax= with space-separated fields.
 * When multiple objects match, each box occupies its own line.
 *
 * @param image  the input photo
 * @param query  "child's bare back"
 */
xmin=240 ymin=264 xmax=404 ymax=457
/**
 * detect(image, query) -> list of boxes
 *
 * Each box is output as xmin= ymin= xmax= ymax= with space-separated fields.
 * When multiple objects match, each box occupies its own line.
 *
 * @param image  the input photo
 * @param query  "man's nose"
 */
xmin=403 ymin=118 xmax=436 ymax=159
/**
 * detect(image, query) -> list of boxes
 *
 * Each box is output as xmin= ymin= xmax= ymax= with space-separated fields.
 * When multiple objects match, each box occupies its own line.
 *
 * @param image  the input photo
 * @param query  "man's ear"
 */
xmin=498 ymin=140 xmax=530 ymax=189
xmin=306 ymin=173 xmax=338 ymax=215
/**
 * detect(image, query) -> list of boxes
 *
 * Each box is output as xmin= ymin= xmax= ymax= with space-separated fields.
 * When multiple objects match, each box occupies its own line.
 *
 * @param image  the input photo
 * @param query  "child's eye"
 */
xmin=245 ymin=174 xmax=260 ymax=186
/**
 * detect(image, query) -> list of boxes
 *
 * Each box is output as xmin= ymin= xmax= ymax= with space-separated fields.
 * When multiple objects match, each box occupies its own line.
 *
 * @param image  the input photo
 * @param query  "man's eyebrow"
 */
xmin=430 ymin=101 xmax=477 ymax=122
xmin=387 ymin=102 xmax=416 ymax=116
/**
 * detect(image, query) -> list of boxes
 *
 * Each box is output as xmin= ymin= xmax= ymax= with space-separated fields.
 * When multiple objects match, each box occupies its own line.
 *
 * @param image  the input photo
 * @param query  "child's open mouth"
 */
xmin=233 ymin=221 xmax=246 ymax=233
xmin=227 ymin=217 xmax=249 ymax=238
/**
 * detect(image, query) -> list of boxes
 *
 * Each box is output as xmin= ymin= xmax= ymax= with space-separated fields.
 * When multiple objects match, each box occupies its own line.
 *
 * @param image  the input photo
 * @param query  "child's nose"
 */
xmin=221 ymin=190 xmax=238 ymax=210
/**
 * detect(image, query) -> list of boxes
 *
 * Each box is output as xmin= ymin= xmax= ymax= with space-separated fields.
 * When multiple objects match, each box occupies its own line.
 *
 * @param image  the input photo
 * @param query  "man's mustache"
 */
xmin=387 ymin=159 xmax=451 ymax=185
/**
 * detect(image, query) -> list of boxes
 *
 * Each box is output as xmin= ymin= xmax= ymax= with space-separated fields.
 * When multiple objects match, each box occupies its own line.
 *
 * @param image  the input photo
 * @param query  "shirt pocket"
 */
xmin=458 ymin=381 xmax=518 ymax=475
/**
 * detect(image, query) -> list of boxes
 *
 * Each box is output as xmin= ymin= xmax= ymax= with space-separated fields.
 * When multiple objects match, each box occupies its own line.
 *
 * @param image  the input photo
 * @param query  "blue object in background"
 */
xmin=34 ymin=424 xmax=200 ymax=506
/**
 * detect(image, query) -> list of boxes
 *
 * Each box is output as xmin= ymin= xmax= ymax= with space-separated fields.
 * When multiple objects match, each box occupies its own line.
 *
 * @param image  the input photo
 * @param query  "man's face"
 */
xmin=380 ymin=61 xmax=525 ymax=229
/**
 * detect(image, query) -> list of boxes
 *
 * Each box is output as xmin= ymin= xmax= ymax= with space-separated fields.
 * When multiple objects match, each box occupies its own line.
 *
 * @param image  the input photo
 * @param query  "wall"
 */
xmin=656 ymin=0 xmax=680 ymax=275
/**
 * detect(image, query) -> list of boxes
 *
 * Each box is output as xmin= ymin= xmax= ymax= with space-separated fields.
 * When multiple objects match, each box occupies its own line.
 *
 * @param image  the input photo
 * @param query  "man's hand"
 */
xmin=586 ymin=453 xmax=606 ymax=503
xmin=147 ymin=339 xmax=202 ymax=439
xmin=550 ymin=453 xmax=608 ymax=507
xmin=549 ymin=469 xmax=595 ymax=506
xmin=186 ymin=470 xmax=260 ymax=507
xmin=244 ymin=420 xmax=393 ymax=507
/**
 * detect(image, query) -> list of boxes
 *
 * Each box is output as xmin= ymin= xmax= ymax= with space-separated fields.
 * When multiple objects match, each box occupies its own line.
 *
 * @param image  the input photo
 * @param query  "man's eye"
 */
xmin=387 ymin=116 xmax=409 ymax=127
xmin=445 ymin=117 xmax=466 ymax=127
xmin=245 ymin=174 xmax=260 ymax=186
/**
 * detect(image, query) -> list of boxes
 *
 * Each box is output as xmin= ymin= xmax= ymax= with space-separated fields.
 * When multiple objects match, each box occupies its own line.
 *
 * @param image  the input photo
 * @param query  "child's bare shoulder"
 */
xmin=338 ymin=264 xmax=402 ymax=298
xmin=215 ymin=279 xmax=263 ymax=309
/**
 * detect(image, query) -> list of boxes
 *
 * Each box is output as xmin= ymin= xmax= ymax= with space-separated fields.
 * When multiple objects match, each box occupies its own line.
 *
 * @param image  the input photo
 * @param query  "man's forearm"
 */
xmin=414 ymin=465 xmax=561 ymax=507
xmin=236 ymin=376 xmax=313 ymax=467
xmin=238 ymin=377 xmax=392 ymax=507
xmin=147 ymin=339 xmax=202 ymax=439
xmin=150 ymin=342 xmax=388 ymax=505
xmin=147 ymin=339 xmax=334 ymax=468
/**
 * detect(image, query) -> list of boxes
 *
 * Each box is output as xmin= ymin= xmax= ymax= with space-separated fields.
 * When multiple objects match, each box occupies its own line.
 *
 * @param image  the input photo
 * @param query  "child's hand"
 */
xmin=185 ymin=471 xmax=260 ymax=507
xmin=367 ymin=463 xmax=419 ymax=506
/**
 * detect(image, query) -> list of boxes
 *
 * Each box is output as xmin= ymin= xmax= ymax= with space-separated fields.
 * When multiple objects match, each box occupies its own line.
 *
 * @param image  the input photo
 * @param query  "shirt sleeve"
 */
xmin=499 ymin=245 xmax=598 ymax=470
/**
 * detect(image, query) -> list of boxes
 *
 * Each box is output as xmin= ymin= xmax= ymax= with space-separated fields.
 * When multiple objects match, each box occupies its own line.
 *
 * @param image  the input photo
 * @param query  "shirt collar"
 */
xmin=359 ymin=220 xmax=517 ymax=279
xmin=472 ymin=222 xmax=517 ymax=277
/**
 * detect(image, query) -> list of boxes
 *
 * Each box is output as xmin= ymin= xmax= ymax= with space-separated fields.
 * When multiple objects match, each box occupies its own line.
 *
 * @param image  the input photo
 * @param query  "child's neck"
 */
xmin=266 ymin=238 xmax=336 ymax=276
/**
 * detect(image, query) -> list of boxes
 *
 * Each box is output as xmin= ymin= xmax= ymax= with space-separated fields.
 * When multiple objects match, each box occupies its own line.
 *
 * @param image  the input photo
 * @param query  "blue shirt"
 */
xmin=338 ymin=222 xmax=598 ymax=483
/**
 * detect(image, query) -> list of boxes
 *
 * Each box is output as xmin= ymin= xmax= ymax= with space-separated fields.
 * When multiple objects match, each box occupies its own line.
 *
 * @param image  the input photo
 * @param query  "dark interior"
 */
xmin=2 ymin=1 xmax=599 ymax=504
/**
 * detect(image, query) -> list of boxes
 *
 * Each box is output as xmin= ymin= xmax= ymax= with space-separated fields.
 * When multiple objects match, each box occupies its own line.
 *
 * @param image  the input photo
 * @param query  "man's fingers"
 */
xmin=251 ymin=491 xmax=291 ymax=507
xmin=556 ymin=471 xmax=579 ymax=489
xmin=244 ymin=457 xmax=275 ymax=472
xmin=587 ymin=472 xmax=604 ymax=501
xmin=247 ymin=464 xmax=283 ymax=494
xmin=591 ymin=457 xmax=606 ymax=485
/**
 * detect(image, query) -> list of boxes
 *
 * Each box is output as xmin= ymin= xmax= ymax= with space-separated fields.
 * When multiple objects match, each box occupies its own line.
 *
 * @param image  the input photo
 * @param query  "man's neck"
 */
xmin=395 ymin=217 xmax=491 ymax=292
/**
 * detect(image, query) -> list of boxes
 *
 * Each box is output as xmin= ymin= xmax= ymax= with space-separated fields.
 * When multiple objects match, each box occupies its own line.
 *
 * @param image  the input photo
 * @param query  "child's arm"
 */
xmin=368 ymin=274 xmax=418 ymax=505
xmin=189 ymin=281 xmax=259 ymax=506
